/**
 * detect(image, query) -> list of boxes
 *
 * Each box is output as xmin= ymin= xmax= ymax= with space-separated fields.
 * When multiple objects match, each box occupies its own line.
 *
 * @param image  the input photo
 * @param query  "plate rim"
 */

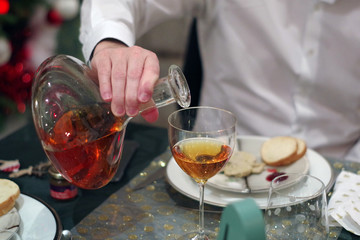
xmin=165 ymin=135 xmax=335 ymax=208
xmin=17 ymin=193 xmax=62 ymax=240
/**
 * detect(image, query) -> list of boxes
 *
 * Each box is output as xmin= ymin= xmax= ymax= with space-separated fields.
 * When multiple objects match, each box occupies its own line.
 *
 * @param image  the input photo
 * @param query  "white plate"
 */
xmin=207 ymin=136 xmax=310 ymax=193
xmin=16 ymin=194 xmax=62 ymax=240
xmin=165 ymin=136 xmax=334 ymax=209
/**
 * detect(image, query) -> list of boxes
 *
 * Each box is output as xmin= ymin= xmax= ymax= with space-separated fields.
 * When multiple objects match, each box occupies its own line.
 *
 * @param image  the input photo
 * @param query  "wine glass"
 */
xmin=168 ymin=106 xmax=237 ymax=240
xmin=264 ymin=173 xmax=329 ymax=240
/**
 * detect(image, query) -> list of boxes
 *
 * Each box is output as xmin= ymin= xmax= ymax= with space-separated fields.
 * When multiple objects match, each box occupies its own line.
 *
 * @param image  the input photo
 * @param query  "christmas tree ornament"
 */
xmin=0 ymin=0 xmax=9 ymax=14
xmin=47 ymin=9 xmax=63 ymax=26
xmin=53 ymin=0 xmax=79 ymax=20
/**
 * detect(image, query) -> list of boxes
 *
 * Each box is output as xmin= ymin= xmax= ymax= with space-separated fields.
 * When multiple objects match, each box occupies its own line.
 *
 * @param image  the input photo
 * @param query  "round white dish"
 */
xmin=16 ymin=194 xmax=62 ymax=240
xmin=165 ymin=136 xmax=334 ymax=209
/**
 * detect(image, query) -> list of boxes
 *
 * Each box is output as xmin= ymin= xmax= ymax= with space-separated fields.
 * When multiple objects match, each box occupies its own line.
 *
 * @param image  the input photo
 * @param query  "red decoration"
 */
xmin=0 ymin=0 xmax=77 ymax=117
xmin=0 ymin=62 xmax=34 ymax=114
xmin=0 ymin=28 xmax=34 ymax=115
xmin=47 ymin=9 xmax=63 ymax=26
xmin=0 ymin=159 xmax=20 ymax=173
xmin=0 ymin=0 xmax=9 ymax=14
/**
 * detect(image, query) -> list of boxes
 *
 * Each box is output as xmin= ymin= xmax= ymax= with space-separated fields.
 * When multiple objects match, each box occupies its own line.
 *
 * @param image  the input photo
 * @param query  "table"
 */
xmin=0 ymin=121 xmax=358 ymax=239
xmin=0 ymin=121 xmax=168 ymax=230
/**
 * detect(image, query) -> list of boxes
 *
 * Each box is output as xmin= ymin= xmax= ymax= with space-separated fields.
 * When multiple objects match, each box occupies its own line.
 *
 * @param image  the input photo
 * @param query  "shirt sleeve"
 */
xmin=79 ymin=0 xmax=203 ymax=62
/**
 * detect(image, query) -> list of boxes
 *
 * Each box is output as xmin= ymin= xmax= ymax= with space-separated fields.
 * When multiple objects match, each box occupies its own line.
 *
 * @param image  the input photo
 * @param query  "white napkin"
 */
xmin=0 ymin=159 xmax=20 ymax=173
xmin=328 ymin=170 xmax=360 ymax=235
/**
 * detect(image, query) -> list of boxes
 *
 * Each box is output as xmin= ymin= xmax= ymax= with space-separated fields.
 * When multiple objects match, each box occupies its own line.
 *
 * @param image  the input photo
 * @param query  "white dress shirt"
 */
xmin=80 ymin=0 xmax=360 ymax=162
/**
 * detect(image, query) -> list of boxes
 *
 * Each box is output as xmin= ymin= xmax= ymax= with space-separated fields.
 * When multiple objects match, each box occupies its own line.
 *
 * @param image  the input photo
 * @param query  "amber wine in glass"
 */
xmin=168 ymin=107 xmax=237 ymax=240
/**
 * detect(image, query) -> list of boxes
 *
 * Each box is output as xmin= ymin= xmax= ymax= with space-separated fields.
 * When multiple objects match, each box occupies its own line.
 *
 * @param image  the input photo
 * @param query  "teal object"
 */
xmin=217 ymin=198 xmax=265 ymax=240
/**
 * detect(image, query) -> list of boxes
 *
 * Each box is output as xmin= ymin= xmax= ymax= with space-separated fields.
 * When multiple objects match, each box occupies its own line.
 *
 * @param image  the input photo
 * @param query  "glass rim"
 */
xmin=270 ymin=173 xmax=325 ymax=200
xmin=168 ymin=106 xmax=237 ymax=133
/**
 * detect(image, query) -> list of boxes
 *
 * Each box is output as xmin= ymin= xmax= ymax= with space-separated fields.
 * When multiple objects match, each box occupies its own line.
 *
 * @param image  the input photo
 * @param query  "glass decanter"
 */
xmin=31 ymin=55 xmax=190 ymax=189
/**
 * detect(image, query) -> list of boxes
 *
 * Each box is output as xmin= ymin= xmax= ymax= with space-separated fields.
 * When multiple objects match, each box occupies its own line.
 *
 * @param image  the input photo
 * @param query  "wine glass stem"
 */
xmin=198 ymin=182 xmax=205 ymax=239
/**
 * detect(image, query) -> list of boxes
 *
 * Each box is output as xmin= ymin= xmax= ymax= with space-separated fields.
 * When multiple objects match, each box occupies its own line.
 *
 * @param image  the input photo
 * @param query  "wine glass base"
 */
xmin=176 ymin=230 xmax=217 ymax=240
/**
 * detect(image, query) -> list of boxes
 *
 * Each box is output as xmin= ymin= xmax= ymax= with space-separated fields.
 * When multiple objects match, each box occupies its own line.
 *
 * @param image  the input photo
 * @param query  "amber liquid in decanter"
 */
xmin=42 ymin=103 xmax=126 ymax=189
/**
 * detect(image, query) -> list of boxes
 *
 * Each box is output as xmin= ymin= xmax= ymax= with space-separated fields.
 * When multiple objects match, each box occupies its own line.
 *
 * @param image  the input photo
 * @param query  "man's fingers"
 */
xmin=92 ymin=55 xmax=112 ymax=102
xmin=125 ymin=47 xmax=148 ymax=116
xmin=138 ymin=52 xmax=160 ymax=103
xmin=91 ymin=41 xmax=161 ymax=123
xmin=111 ymin=55 xmax=127 ymax=116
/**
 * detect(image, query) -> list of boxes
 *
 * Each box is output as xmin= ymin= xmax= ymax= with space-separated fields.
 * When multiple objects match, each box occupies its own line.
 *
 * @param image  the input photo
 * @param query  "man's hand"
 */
xmin=91 ymin=40 xmax=160 ymax=122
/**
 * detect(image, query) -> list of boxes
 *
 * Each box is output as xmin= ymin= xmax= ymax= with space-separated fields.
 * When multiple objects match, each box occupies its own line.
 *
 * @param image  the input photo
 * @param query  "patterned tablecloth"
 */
xmin=70 ymin=156 xmax=360 ymax=240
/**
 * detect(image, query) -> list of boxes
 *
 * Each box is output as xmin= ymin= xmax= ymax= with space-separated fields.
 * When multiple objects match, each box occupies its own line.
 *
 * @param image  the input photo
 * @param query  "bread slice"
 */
xmin=294 ymin=138 xmax=307 ymax=160
xmin=223 ymin=151 xmax=257 ymax=177
xmin=0 ymin=179 xmax=20 ymax=216
xmin=261 ymin=136 xmax=298 ymax=166
xmin=280 ymin=138 xmax=307 ymax=165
